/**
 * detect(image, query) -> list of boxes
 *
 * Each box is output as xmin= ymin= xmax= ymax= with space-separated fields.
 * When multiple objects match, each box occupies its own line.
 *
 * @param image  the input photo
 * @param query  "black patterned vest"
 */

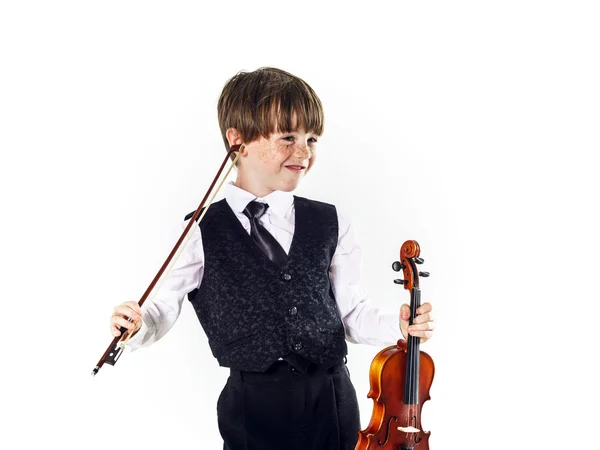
xmin=185 ymin=195 xmax=348 ymax=372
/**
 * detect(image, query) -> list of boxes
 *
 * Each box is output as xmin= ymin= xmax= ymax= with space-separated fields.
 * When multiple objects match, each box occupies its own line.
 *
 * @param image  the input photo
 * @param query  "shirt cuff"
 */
xmin=124 ymin=319 xmax=148 ymax=352
xmin=379 ymin=312 xmax=404 ymax=345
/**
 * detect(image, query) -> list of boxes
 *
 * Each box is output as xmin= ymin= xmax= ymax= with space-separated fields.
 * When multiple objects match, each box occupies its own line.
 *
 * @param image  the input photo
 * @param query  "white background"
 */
xmin=1 ymin=1 xmax=599 ymax=449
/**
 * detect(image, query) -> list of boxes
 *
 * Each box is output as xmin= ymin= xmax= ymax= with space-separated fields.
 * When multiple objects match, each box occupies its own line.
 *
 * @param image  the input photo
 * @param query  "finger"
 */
xmin=111 ymin=319 xmax=140 ymax=337
xmin=111 ymin=320 xmax=131 ymax=336
xmin=412 ymin=312 xmax=435 ymax=325
xmin=399 ymin=304 xmax=411 ymax=321
xmin=123 ymin=302 xmax=142 ymax=315
xmin=409 ymin=330 xmax=434 ymax=341
xmin=408 ymin=321 xmax=436 ymax=333
xmin=113 ymin=305 xmax=141 ymax=322
xmin=111 ymin=312 xmax=139 ymax=328
xmin=113 ymin=305 xmax=141 ymax=320
xmin=113 ymin=316 xmax=136 ymax=331
xmin=416 ymin=302 xmax=432 ymax=315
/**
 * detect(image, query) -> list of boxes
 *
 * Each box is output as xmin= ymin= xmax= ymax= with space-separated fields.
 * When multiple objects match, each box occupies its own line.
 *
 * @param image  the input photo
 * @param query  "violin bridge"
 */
xmin=397 ymin=426 xmax=420 ymax=433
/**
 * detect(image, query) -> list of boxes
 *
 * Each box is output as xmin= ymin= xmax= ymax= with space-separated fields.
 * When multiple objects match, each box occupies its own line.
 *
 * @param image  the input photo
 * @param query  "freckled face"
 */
xmin=237 ymin=128 xmax=319 ymax=195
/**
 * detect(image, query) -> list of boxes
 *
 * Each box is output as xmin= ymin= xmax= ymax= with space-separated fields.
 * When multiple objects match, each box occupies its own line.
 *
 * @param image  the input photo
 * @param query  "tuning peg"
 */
xmin=393 ymin=279 xmax=407 ymax=285
xmin=419 ymin=271 xmax=430 ymax=277
xmin=392 ymin=261 xmax=405 ymax=272
xmin=414 ymin=257 xmax=424 ymax=264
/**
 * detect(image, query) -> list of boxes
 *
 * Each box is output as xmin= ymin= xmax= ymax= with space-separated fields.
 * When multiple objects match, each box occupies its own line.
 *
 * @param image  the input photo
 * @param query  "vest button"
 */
xmin=293 ymin=342 xmax=303 ymax=351
xmin=289 ymin=306 xmax=298 ymax=316
xmin=281 ymin=273 xmax=292 ymax=281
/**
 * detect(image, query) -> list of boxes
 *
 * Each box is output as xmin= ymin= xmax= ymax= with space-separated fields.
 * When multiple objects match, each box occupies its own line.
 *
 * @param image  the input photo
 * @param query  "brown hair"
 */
xmin=217 ymin=67 xmax=324 ymax=162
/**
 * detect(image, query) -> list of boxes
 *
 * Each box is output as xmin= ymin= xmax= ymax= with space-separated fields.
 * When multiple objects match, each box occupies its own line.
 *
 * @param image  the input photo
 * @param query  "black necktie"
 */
xmin=243 ymin=200 xmax=311 ymax=373
xmin=242 ymin=201 xmax=288 ymax=266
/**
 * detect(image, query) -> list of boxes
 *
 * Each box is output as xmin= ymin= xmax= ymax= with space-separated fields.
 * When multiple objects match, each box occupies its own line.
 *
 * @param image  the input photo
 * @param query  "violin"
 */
xmin=355 ymin=240 xmax=435 ymax=449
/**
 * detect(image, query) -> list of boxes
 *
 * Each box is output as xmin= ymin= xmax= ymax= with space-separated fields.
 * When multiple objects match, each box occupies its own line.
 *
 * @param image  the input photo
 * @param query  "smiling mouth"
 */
xmin=285 ymin=165 xmax=306 ymax=171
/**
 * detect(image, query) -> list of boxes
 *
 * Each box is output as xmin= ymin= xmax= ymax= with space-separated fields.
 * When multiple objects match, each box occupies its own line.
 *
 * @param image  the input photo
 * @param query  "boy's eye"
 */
xmin=282 ymin=136 xmax=318 ymax=143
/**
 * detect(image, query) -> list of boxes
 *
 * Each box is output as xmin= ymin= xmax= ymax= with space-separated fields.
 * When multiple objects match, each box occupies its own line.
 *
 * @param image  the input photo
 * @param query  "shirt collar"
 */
xmin=225 ymin=181 xmax=294 ymax=219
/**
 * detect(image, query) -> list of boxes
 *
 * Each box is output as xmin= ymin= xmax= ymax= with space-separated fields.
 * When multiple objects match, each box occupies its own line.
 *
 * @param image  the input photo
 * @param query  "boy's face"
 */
xmin=230 ymin=125 xmax=319 ymax=197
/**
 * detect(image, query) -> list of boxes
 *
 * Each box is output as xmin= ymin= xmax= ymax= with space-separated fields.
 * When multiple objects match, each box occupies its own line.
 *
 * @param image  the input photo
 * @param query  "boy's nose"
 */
xmin=294 ymin=144 xmax=312 ymax=159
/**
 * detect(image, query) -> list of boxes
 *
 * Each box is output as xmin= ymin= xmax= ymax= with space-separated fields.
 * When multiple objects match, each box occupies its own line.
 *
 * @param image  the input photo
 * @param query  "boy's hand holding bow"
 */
xmin=399 ymin=302 xmax=435 ymax=343
xmin=110 ymin=300 xmax=142 ymax=338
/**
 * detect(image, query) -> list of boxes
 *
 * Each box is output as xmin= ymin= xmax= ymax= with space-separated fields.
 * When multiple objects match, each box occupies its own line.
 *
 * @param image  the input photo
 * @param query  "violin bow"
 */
xmin=91 ymin=144 xmax=244 ymax=376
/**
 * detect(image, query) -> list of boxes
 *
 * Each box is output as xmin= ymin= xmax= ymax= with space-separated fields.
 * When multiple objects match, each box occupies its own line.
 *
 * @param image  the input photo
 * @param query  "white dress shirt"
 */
xmin=126 ymin=182 xmax=402 ymax=352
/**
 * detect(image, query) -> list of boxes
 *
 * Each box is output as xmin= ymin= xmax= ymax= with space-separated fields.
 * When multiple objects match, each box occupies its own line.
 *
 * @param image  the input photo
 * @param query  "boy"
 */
xmin=109 ymin=67 xmax=435 ymax=450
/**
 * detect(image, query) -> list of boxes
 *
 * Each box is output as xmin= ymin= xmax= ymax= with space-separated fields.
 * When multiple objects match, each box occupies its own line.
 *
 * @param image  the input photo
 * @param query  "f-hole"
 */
xmin=411 ymin=415 xmax=421 ymax=444
xmin=377 ymin=416 xmax=397 ymax=445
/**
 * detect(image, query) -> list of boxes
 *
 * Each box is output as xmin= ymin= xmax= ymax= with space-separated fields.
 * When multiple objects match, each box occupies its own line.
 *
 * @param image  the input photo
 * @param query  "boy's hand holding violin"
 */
xmin=400 ymin=302 xmax=435 ymax=343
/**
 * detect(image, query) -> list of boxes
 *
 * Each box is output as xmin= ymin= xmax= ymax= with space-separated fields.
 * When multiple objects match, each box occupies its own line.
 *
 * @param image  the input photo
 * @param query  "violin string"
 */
xmin=404 ymin=288 xmax=410 ymax=432
xmin=405 ymin=285 xmax=415 ymax=433
xmin=405 ymin=285 xmax=420 ymax=436
xmin=119 ymin=149 xmax=242 ymax=349
xmin=414 ymin=287 xmax=420 ymax=433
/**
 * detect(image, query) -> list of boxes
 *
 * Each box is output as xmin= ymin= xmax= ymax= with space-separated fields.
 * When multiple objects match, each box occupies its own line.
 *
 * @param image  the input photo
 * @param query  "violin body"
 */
xmin=355 ymin=240 xmax=434 ymax=450
xmin=356 ymin=339 xmax=434 ymax=449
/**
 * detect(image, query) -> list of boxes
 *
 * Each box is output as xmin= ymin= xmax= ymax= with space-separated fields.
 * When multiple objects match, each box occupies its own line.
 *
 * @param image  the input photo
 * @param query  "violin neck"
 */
xmin=404 ymin=286 xmax=421 ymax=405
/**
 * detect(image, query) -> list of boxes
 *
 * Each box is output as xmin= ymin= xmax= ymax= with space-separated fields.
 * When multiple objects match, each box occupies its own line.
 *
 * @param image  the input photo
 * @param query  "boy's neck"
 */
xmin=234 ymin=177 xmax=279 ymax=199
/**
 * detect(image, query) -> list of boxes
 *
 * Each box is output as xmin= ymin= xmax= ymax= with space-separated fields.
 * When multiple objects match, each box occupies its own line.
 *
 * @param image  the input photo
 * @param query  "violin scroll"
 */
xmin=391 ymin=239 xmax=425 ymax=292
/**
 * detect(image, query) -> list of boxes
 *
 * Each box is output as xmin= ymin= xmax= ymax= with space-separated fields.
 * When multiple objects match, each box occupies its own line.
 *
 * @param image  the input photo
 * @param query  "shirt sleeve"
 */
xmin=125 ymin=217 xmax=204 ymax=351
xmin=329 ymin=210 xmax=403 ymax=346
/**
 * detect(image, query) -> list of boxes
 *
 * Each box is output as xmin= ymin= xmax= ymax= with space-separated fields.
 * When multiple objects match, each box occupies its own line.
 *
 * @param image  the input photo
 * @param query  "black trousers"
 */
xmin=217 ymin=358 xmax=361 ymax=450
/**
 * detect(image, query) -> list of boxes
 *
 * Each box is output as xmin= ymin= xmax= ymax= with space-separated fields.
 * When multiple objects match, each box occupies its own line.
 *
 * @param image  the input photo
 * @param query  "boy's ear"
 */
xmin=226 ymin=128 xmax=244 ymax=148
